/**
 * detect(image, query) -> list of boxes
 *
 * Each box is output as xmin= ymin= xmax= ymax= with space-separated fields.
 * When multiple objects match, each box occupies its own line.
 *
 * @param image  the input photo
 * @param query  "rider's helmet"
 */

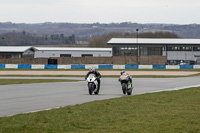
xmin=121 ymin=70 xmax=125 ymax=75
xmin=90 ymin=68 xmax=95 ymax=72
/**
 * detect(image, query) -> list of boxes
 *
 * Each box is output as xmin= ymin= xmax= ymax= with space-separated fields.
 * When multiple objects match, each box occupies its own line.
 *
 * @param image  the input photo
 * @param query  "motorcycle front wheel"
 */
xmin=122 ymin=83 xmax=126 ymax=94
xmin=88 ymin=83 xmax=93 ymax=95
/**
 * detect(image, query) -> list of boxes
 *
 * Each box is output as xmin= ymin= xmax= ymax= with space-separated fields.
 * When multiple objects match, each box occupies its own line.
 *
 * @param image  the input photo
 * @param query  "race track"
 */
xmin=0 ymin=76 xmax=200 ymax=117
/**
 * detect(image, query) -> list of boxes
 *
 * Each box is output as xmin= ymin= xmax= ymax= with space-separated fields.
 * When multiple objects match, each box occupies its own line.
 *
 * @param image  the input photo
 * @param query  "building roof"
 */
xmin=107 ymin=38 xmax=200 ymax=45
xmin=34 ymin=47 xmax=112 ymax=51
xmin=0 ymin=46 xmax=34 ymax=52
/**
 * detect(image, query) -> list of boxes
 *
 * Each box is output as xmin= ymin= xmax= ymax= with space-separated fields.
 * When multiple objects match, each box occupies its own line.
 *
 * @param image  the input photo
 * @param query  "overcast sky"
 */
xmin=0 ymin=0 xmax=200 ymax=24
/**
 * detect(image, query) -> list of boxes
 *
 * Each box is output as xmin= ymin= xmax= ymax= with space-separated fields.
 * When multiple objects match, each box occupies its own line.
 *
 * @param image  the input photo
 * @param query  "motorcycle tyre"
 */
xmin=88 ymin=84 xmax=93 ymax=95
xmin=122 ymin=83 xmax=126 ymax=95
xmin=127 ymin=89 xmax=132 ymax=95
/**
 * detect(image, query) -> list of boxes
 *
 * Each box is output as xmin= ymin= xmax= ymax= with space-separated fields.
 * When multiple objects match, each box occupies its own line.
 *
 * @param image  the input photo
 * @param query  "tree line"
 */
xmin=88 ymin=31 xmax=179 ymax=47
xmin=0 ymin=31 xmax=178 ymax=47
xmin=0 ymin=31 xmax=75 ymax=46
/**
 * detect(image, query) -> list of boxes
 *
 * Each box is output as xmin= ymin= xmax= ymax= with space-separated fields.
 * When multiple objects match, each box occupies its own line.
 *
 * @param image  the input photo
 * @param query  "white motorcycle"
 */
xmin=86 ymin=74 xmax=99 ymax=95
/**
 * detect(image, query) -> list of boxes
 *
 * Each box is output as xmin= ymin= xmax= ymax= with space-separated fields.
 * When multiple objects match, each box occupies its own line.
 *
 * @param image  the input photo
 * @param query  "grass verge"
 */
xmin=1 ymin=73 xmax=200 ymax=78
xmin=0 ymin=87 xmax=199 ymax=132
xmin=0 ymin=79 xmax=83 ymax=85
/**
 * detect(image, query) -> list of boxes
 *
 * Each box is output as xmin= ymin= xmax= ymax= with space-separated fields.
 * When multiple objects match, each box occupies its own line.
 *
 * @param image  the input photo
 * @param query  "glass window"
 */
xmin=131 ymin=47 xmax=138 ymax=56
xmin=119 ymin=47 xmax=125 ymax=56
xmin=193 ymin=47 xmax=200 ymax=51
xmin=113 ymin=46 xmax=119 ymax=56
xmin=140 ymin=47 xmax=148 ymax=56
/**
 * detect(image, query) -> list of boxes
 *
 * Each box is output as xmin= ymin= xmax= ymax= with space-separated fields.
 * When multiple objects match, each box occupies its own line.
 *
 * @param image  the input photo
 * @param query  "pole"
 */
xmin=136 ymin=29 xmax=139 ymax=43
xmin=136 ymin=29 xmax=139 ymax=64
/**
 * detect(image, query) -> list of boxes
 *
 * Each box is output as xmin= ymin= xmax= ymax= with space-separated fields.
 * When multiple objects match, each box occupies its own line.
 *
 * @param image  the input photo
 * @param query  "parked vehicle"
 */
xmin=86 ymin=74 xmax=99 ymax=95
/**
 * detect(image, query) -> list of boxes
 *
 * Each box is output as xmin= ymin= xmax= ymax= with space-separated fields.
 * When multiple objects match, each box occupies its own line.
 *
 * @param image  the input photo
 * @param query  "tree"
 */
xmin=88 ymin=31 xmax=179 ymax=48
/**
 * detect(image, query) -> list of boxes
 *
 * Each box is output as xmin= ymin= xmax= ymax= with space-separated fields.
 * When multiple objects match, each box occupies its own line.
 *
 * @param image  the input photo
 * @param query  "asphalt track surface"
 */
xmin=0 ymin=76 xmax=200 ymax=117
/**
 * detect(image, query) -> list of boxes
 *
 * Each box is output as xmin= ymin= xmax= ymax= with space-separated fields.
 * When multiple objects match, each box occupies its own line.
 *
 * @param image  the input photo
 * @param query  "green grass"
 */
xmin=0 ymin=79 xmax=83 ymax=85
xmin=0 ymin=87 xmax=200 ymax=133
xmin=1 ymin=73 xmax=200 ymax=78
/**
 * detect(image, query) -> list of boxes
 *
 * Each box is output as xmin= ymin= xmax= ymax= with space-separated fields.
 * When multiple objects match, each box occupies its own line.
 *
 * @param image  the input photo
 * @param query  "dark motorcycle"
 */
xmin=119 ymin=75 xmax=133 ymax=95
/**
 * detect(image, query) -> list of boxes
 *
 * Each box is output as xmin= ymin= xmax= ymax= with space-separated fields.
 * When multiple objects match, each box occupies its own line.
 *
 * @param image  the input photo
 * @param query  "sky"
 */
xmin=0 ymin=0 xmax=200 ymax=24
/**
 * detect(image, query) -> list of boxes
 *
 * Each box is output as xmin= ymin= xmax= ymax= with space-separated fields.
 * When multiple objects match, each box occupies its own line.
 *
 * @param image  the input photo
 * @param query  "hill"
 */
xmin=0 ymin=22 xmax=200 ymax=45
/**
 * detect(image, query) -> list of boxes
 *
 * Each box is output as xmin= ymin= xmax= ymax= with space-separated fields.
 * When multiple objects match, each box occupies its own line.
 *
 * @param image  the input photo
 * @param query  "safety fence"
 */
xmin=0 ymin=64 xmax=200 ymax=69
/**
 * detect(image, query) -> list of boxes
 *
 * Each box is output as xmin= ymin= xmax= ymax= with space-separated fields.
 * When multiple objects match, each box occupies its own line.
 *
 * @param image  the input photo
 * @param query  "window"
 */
xmin=113 ymin=46 xmax=119 ymax=56
xmin=82 ymin=54 xmax=93 ymax=57
xmin=193 ymin=47 xmax=200 ymax=51
xmin=148 ymin=47 xmax=162 ymax=56
xmin=60 ymin=54 xmax=71 ymax=57
xmin=113 ymin=46 xmax=138 ymax=56
xmin=167 ymin=46 xmax=192 ymax=51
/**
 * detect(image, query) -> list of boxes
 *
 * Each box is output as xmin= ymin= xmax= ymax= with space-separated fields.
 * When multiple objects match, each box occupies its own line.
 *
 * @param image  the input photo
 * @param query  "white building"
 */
xmin=34 ymin=47 xmax=112 ymax=58
xmin=107 ymin=38 xmax=200 ymax=65
xmin=0 ymin=46 xmax=35 ymax=58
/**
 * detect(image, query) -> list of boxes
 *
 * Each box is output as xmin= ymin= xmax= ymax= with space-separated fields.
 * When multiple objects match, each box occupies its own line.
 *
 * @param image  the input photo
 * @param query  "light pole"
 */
xmin=136 ymin=29 xmax=139 ymax=64
xmin=136 ymin=29 xmax=139 ymax=43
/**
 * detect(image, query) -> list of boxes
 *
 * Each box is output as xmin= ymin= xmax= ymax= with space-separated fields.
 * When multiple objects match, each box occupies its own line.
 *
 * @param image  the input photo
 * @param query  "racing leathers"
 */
xmin=119 ymin=73 xmax=132 ymax=85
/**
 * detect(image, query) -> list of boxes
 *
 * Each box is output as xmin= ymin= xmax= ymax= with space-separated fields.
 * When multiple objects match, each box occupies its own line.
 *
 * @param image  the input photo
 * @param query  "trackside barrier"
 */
xmin=5 ymin=64 xmax=18 ymax=69
xmin=18 ymin=64 xmax=32 ymax=69
xmin=153 ymin=65 xmax=166 ymax=69
xmin=194 ymin=65 xmax=200 ymax=69
xmin=85 ymin=65 xmax=99 ymax=69
xmin=0 ymin=64 xmax=5 ymax=68
xmin=125 ymin=65 xmax=139 ymax=69
xmin=139 ymin=65 xmax=152 ymax=69
xmin=45 ymin=65 xmax=57 ymax=69
xmin=31 ymin=64 xmax=45 ymax=69
xmin=71 ymin=65 xmax=85 ymax=69
xmin=57 ymin=65 xmax=71 ymax=69
xmin=180 ymin=65 xmax=193 ymax=69
xmin=1 ymin=64 xmax=200 ymax=69
xmin=99 ymin=65 xmax=113 ymax=69
xmin=113 ymin=65 xmax=125 ymax=69
xmin=166 ymin=65 xmax=179 ymax=69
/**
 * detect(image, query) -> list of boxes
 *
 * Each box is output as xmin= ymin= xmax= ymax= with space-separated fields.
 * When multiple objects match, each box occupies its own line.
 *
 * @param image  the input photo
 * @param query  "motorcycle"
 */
xmin=86 ymin=74 xmax=99 ymax=95
xmin=119 ymin=75 xmax=133 ymax=95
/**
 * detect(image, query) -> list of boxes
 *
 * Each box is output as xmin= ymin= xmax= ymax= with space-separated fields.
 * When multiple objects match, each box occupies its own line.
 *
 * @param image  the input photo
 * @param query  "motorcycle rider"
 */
xmin=85 ymin=68 xmax=101 ymax=89
xmin=118 ymin=70 xmax=132 ymax=84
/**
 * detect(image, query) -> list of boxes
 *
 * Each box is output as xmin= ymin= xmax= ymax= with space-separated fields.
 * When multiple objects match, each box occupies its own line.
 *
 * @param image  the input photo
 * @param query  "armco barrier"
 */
xmin=1 ymin=64 xmax=200 ymax=69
